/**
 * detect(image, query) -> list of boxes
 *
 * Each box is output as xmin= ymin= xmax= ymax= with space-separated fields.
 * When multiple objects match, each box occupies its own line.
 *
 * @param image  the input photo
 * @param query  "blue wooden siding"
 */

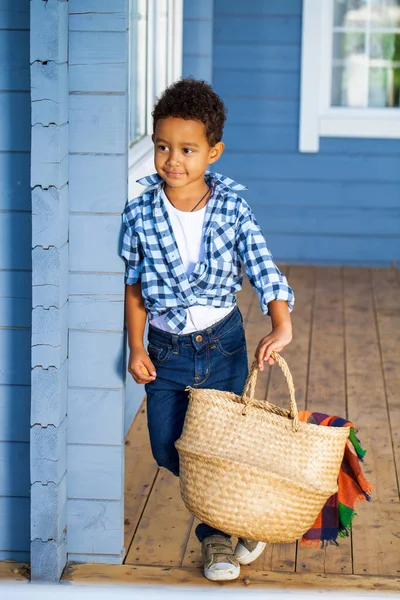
xmin=183 ymin=0 xmax=213 ymax=82
xmin=183 ymin=0 xmax=400 ymax=267
xmin=67 ymin=0 xmax=128 ymax=565
xmin=30 ymin=0 xmax=70 ymax=580
xmin=0 ymin=0 xmax=31 ymax=563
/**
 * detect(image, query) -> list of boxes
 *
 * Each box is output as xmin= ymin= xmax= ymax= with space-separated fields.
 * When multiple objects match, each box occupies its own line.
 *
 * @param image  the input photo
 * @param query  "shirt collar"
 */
xmin=136 ymin=171 xmax=247 ymax=192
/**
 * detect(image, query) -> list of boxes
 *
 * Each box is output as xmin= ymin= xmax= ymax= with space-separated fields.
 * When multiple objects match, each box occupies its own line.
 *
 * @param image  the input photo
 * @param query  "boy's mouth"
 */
xmin=164 ymin=171 xmax=185 ymax=178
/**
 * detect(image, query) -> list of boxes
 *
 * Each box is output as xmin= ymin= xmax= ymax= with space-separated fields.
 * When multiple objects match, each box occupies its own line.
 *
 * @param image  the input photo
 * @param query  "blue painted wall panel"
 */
xmin=246 ymin=180 xmax=400 ymax=209
xmin=210 ymin=0 xmax=400 ymax=266
xmin=0 ymin=0 xmax=31 ymax=561
xmin=251 ymin=206 xmax=400 ymax=236
xmin=182 ymin=0 xmax=213 ymax=82
xmin=0 ymin=31 xmax=30 ymax=90
xmin=68 ymin=331 xmax=124 ymax=389
xmin=68 ymin=389 xmax=123 ymax=446
xmin=219 ymin=152 xmax=400 ymax=183
xmin=214 ymin=69 xmax=300 ymax=99
xmin=69 ymin=0 xmax=127 ymax=12
xmin=0 ymin=497 xmax=30 ymax=553
xmin=69 ymin=155 xmax=126 ymax=213
xmin=69 ymin=214 xmax=125 ymax=273
xmin=214 ymin=43 xmax=300 ymax=71
xmin=68 ymin=445 xmax=123 ymax=500
xmin=69 ymin=31 xmax=127 ymax=93
xmin=0 ymin=442 xmax=30 ymax=496
xmin=0 ymin=213 xmax=31 ymax=270
xmin=0 ymin=386 xmax=30 ymax=442
xmin=0 ymin=153 xmax=31 ymax=212
xmin=0 ymin=3 xmax=29 ymax=29
xmin=215 ymin=0 xmax=302 ymax=14
xmin=214 ymin=14 xmax=301 ymax=44
xmin=69 ymin=95 xmax=126 ymax=154
xmin=67 ymin=499 xmax=123 ymax=556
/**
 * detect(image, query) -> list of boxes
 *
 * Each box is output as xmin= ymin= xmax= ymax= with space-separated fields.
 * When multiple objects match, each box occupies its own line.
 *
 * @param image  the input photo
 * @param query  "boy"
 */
xmin=121 ymin=79 xmax=294 ymax=581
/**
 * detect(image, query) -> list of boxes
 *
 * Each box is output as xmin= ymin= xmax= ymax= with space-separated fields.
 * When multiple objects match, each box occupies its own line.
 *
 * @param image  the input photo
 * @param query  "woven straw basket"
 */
xmin=175 ymin=351 xmax=350 ymax=544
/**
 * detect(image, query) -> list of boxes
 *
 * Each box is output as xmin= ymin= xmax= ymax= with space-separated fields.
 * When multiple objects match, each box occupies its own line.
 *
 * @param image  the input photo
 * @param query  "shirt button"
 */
xmin=195 ymin=335 xmax=203 ymax=343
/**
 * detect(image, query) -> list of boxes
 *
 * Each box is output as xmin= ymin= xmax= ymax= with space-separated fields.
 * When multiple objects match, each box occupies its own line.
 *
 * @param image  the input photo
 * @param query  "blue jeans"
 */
xmin=145 ymin=305 xmax=249 ymax=542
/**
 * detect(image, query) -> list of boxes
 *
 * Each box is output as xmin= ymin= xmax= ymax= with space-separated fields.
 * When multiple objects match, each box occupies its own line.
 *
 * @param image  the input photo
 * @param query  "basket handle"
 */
xmin=241 ymin=351 xmax=299 ymax=431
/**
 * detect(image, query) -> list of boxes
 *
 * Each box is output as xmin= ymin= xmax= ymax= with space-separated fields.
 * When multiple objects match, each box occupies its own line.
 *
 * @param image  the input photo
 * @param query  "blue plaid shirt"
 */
xmin=121 ymin=171 xmax=294 ymax=333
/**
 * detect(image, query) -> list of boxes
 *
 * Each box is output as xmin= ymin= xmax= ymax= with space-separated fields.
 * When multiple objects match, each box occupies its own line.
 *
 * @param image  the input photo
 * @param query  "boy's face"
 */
xmin=152 ymin=117 xmax=224 ymax=190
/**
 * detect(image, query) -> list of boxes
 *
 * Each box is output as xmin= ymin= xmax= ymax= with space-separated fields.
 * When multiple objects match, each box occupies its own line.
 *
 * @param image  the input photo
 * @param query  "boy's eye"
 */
xmin=183 ymin=148 xmax=193 ymax=154
xmin=157 ymin=145 xmax=168 ymax=151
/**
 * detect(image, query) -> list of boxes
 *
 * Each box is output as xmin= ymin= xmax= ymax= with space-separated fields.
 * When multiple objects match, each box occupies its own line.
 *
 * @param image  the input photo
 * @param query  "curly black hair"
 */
xmin=152 ymin=78 xmax=227 ymax=146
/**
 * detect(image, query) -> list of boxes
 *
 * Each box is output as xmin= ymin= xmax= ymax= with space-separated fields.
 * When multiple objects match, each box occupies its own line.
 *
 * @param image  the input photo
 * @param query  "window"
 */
xmin=128 ymin=0 xmax=183 ymax=161
xmin=300 ymin=0 xmax=400 ymax=152
xmin=129 ymin=0 xmax=148 ymax=145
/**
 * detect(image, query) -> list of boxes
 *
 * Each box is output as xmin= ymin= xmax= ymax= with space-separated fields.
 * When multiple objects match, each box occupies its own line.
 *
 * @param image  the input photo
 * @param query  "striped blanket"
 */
xmin=298 ymin=411 xmax=373 ymax=547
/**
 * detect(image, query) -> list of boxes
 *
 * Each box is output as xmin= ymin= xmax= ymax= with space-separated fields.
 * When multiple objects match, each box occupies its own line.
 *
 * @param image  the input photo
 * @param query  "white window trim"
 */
xmin=299 ymin=0 xmax=400 ymax=152
xmin=128 ymin=0 xmax=183 ymax=195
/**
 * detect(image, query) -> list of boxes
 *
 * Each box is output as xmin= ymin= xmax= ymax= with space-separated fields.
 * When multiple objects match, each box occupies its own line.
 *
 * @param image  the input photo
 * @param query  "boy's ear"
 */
xmin=151 ymin=133 xmax=155 ymax=143
xmin=208 ymin=141 xmax=224 ymax=164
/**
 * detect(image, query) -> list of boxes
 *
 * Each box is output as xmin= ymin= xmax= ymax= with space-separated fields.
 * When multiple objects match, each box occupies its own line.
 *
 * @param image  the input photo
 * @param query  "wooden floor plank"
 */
xmin=296 ymin=267 xmax=353 ymax=575
xmin=62 ymin=562 xmax=400 ymax=591
xmin=125 ymin=468 xmax=192 ymax=567
xmin=255 ymin=266 xmax=315 ymax=572
xmin=386 ymin=377 xmax=400 ymax=496
xmin=344 ymin=268 xmax=398 ymax=503
xmin=181 ymin=518 xmax=202 ymax=568
xmin=253 ymin=542 xmax=296 ymax=573
xmin=352 ymin=503 xmax=400 ymax=576
xmin=371 ymin=268 xmax=400 ymax=494
xmin=124 ymin=404 xmax=159 ymax=560
xmin=0 ymin=561 xmax=30 ymax=582
xmin=344 ymin=267 xmax=399 ymax=577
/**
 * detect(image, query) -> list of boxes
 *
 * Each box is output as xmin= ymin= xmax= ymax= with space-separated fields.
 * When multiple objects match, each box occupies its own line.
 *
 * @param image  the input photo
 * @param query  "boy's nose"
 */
xmin=166 ymin=151 xmax=180 ymax=166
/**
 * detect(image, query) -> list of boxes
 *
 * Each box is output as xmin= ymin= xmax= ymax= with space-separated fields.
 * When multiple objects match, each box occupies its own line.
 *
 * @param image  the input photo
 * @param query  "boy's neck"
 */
xmin=163 ymin=177 xmax=210 ymax=206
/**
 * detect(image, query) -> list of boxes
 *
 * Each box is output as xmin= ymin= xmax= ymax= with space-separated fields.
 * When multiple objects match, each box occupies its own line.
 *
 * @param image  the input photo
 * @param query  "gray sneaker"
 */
xmin=234 ymin=537 xmax=267 ymax=565
xmin=202 ymin=534 xmax=240 ymax=581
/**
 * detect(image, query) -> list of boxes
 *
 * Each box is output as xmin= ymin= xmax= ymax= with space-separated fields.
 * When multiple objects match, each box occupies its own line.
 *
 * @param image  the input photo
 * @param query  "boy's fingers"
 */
xmin=255 ymin=338 xmax=271 ymax=370
xmin=264 ymin=344 xmax=284 ymax=363
xmin=130 ymin=363 xmax=155 ymax=384
xmin=142 ymin=358 xmax=157 ymax=377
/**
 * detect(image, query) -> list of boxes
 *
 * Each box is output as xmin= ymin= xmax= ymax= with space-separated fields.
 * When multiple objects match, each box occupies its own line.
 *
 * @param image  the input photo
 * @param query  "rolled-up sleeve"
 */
xmin=121 ymin=212 xmax=142 ymax=285
xmin=236 ymin=205 xmax=294 ymax=315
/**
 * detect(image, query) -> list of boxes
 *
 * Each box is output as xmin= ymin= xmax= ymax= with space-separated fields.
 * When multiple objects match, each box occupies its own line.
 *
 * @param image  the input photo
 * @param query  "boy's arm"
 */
xmin=125 ymin=282 xmax=157 ymax=384
xmin=255 ymin=299 xmax=292 ymax=371
xmin=236 ymin=202 xmax=294 ymax=369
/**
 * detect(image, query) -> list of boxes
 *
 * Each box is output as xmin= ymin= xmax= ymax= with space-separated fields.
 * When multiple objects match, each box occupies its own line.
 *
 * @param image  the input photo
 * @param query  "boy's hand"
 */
xmin=255 ymin=325 xmax=292 ymax=371
xmin=128 ymin=347 xmax=157 ymax=384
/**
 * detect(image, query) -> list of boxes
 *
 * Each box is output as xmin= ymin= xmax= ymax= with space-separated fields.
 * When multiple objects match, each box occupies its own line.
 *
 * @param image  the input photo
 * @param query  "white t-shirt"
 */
xmin=149 ymin=189 xmax=233 ymax=334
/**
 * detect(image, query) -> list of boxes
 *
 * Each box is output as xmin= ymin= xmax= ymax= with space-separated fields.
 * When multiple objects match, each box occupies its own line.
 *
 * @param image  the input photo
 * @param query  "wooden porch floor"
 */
xmin=64 ymin=266 xmax=400 ymax=591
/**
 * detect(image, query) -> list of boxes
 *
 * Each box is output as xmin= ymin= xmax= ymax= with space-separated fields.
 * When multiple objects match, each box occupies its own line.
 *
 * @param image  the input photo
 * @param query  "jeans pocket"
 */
xmin=147 ymin=341 xmax=172 ymax=363
xmin=216 ymin=322 xmax=247 ymax=357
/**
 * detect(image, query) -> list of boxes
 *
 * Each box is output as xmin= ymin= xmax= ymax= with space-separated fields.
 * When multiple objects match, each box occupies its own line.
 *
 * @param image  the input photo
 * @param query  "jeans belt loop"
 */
xmin=207 ymin=326 xmax=216 ymax=348
xmin=172 ymin=334 xmax=179 ymax=354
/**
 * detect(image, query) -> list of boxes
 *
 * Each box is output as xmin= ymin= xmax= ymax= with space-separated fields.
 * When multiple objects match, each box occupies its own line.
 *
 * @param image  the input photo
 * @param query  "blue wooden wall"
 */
xmin=67 ymin=0 xmax=128 ymax=565
xmin=0 ymin=0 xmax=31 ymax=563
xmin=183 ymin=0 xmax=400 ymax=267
xmin=183 ymin=0 xmax=213 ymax=82
xmin=30 ymin=0 xmax=70 ymax=580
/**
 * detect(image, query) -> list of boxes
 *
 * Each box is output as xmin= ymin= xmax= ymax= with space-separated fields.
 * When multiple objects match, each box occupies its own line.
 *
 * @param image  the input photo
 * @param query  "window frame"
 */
xmin=128 ymin=0 xmax=183 ymax=193
xmin=299 ymin=0 xmax=400 ymax=152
